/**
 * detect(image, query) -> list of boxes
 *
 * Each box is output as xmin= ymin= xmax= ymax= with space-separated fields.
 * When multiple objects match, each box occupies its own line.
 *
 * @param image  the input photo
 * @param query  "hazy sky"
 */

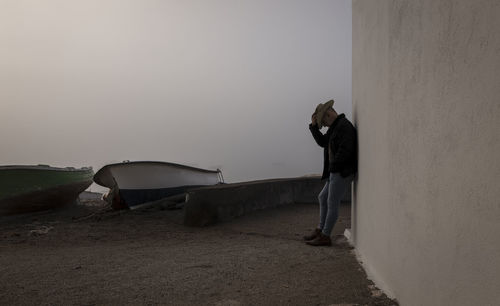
xmin=0 ymin=0 xmax=352 ymax=191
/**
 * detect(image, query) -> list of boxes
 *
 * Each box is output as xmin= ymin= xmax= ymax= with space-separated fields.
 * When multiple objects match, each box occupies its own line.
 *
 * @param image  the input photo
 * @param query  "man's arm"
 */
xmin=309 ymin=123 xmax=328 ymax=147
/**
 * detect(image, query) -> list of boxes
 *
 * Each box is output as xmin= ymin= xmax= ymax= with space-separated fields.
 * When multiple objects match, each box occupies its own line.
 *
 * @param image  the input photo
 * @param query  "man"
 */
xmin=305 ymin=99 xmax=357 ymax=246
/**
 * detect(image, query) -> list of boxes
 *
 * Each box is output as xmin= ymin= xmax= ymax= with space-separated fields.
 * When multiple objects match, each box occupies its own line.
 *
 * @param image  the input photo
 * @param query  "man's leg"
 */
xmin=321 ymin=173 xmax=353 ymax=236
xmin=317 ymin=180 xmax=329 ymax=230
xmin=304 ymin=180 xmax=329 ymax=241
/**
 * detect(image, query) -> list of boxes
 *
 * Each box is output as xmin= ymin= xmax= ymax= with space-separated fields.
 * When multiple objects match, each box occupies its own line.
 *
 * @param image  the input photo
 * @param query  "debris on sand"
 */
xmin=29 ymin=225 xmax=53 ymax=236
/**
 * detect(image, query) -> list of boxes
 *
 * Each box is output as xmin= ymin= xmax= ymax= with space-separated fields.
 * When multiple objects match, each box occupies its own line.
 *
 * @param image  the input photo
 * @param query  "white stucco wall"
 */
xmin=352 ymin=1 xmax=500 ymax=305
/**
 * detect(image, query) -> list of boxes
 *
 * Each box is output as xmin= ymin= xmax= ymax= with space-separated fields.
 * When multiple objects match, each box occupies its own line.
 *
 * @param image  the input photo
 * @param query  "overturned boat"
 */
xmin=0 ymin=165 xmax=94 ymax=215
xmin=93 ymin=161 xmax=224 ymax=209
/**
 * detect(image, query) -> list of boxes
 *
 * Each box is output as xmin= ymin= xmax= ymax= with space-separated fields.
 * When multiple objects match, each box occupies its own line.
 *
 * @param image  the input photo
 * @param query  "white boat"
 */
xmin=93 ymin=161 xmax=223 ymax=209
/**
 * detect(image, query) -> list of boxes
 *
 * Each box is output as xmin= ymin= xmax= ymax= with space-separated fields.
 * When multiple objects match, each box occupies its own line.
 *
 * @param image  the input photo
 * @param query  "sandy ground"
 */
xmin=0 ymin=198 xmax=397 ymax=306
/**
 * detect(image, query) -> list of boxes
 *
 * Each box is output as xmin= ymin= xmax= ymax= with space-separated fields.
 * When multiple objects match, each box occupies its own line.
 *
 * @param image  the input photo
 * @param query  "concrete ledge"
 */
xmin=184 ymin=176 xmax=327 ymax=226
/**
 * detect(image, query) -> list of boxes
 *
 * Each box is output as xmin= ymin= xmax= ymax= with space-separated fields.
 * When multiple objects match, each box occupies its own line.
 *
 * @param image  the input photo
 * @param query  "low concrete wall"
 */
xmin=184 ymin=176 xmax=330 ymax=226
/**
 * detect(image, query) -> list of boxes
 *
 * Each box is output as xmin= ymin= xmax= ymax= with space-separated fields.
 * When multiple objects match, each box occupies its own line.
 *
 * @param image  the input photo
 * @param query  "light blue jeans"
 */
xmin=318 ymin=173 xmax=354 ymax=236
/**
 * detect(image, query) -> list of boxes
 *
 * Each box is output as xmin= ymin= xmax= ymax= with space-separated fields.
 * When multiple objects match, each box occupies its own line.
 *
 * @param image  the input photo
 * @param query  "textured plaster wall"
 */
xmin=352 ymin=1 xmax=500 ymax=305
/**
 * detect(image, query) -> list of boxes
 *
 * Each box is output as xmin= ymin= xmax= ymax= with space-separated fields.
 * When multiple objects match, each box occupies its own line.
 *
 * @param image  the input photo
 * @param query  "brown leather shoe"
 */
xmin=305 ymin=233 xmax=332 ymax=246
xmin=303 ymin=228 xmax=321 ymax=241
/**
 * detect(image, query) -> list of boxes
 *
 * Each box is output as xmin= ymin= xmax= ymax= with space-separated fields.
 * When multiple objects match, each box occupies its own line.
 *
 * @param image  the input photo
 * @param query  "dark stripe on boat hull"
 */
xmin=119 ymin=185 xmax=205 ymax=208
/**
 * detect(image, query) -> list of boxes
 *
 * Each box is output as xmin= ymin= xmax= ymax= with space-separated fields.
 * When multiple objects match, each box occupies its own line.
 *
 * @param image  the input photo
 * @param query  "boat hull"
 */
xmin=0 ymin=180 xmax=93 ymax=215
xmin=94 ymin=161 xmax=222 ymax=209
xmin=0 ymin=165 xmax=94 ymax=215
xmin=119 ymin=185 xmax=204 ymax=207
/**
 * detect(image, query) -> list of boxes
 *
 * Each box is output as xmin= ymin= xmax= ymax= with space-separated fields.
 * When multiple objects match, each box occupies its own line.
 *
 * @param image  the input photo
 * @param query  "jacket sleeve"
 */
xmin=309 ymin=123 xmax=328 ymax=148
xmin=331 ymin=123 xmax=357 ymax=170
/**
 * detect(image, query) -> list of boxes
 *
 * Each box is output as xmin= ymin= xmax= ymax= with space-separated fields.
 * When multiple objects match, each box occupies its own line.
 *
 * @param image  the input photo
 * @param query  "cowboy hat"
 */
xmin=314 ymin=99 xmax=334 ymax=128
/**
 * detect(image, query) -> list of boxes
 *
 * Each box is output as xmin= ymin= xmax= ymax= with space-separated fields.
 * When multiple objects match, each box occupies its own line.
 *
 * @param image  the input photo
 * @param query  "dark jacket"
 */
xmin=309 ymin=114 xmax=358 ymax=179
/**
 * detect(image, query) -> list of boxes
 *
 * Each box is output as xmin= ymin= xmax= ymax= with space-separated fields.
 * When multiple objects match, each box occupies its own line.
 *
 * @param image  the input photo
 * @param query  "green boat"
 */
xmin=0 ymin=165 xmax=94 ymax=215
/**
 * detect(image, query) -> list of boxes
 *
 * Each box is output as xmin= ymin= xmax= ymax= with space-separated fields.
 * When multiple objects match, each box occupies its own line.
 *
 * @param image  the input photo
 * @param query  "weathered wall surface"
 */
xmin=184 ymin=177 xmax=326 ymax=226
xmin=352 ymin=1 xmax=500 ymax=305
